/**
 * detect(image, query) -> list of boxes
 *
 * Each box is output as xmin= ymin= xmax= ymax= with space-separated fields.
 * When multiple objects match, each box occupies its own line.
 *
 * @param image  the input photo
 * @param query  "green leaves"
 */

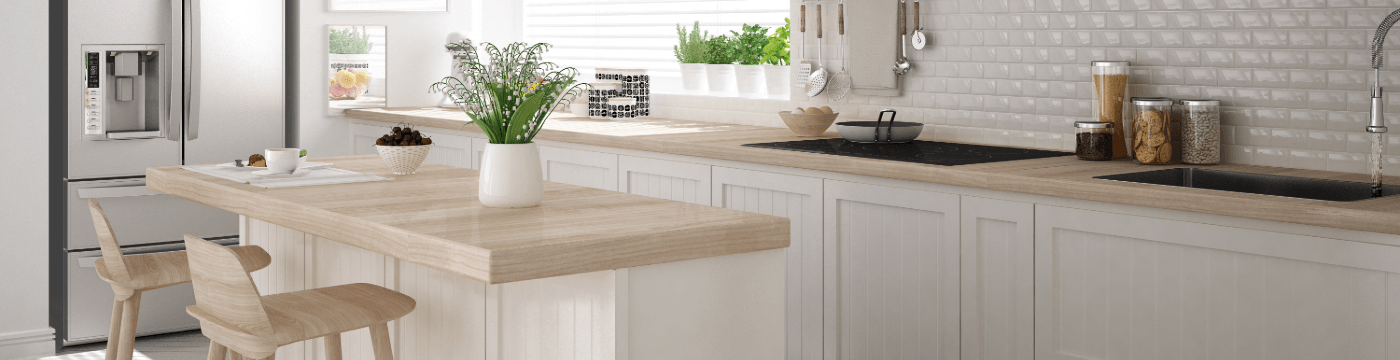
xmin=674 ymin=22 xmax=711 ymax=64
xmin=705 ymin=34 xmax=738 ymax=64
xmin=731 ymin=24 xmax=769 ymax=66
xmin=762 ymin=18 xmax=791 ymax=66
xmin=429 ymin=42 xmax=585 ymax=144
xmin=329 ymin=27 xmax=372 ymax=54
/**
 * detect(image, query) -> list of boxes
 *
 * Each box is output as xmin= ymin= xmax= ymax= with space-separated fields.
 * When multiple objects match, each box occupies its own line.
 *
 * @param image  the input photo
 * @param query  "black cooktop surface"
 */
xmin=743 ymin=139 xmax=1073 ymax=166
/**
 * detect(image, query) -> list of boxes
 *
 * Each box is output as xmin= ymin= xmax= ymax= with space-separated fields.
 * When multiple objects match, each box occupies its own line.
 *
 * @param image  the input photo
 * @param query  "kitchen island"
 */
xmin=146 ymin=157 xmax=790 ymax=360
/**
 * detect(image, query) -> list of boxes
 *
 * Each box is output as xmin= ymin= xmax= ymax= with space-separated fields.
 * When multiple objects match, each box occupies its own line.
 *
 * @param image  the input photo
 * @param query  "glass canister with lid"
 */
xmin=1130 ymin=98 xmax=1175 ymax=164
xmin=1074 ymin=121 xmax=1114 ymax=161
xmin=1091 ymin=61 xmax=1131 ymax=158
xmin=1179 ymin=99 xmax=1221 ymax=165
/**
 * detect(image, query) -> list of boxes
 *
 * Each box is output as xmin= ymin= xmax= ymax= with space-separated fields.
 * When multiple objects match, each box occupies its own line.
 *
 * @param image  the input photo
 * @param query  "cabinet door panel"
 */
xmin=419 ymin=131 xmax=473 ymax=168
xmin=1035 ymin=205 xmax=1400 ymax=360
xmin=960 ymin=197 xmax=1033 ymax=360
xmin=620 ymin=156 xmax=711 ymax=206
xmin=824 ymin=180 xmax=960 ymax=360
xmin=540 ymin=146 xmax=619 ymax=191
xmin=351 ymin=124 xmax=382 ymax=156
xmin=713 ymin=167 xmax=823 ymax=360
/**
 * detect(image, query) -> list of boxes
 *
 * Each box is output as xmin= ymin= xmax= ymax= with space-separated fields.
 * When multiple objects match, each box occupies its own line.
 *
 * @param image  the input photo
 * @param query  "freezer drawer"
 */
xmin=64 ymin=239 xmax=236 ymax=345
xmin=67 ymin=178 xmax=237 ymax=250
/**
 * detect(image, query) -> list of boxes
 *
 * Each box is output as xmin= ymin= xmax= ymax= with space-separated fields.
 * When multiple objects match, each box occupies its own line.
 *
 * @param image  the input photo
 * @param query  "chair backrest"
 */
xmin=87 ymin=199 xmax=130 ymax=282
xmin=184 ymin=235 xmax=275 ymax=339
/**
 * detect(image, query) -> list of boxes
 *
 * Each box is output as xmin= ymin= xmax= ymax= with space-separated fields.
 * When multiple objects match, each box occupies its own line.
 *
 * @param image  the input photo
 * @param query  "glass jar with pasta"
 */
xmin=1130 ymin=98 xmax=1176 ymax=165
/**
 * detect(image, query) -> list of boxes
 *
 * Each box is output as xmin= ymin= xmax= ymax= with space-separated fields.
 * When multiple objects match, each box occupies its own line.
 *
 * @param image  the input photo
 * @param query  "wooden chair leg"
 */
xmin=104 ymin=297 xmax=125 ymax=360
xmin=323 ymin=333 xmax=342 ymax=360
xmin=228 ymin=351 xmax=245 ymax=360
xmin=115 ymin=291 xmax=142 ymax=360
xmin=206 ymin=341 xmax=227 ymax=360
xmin=369 ymin=323 xmax=393 ymax=360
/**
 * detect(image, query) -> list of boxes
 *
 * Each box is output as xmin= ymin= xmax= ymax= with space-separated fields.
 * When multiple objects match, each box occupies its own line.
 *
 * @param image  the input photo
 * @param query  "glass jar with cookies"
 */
xmin=1130 ymin=98 xmax=1176 ymax=165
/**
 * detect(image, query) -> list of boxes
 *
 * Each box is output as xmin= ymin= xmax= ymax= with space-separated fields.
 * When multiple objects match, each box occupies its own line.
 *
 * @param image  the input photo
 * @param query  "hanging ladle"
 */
xmin=892 ymin=0 xmax=912 ymax=75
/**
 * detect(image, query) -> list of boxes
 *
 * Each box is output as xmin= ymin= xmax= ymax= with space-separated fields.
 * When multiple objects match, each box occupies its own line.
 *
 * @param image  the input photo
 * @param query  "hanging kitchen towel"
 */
xmin=847 ymin=0 xmax=901 ymax=96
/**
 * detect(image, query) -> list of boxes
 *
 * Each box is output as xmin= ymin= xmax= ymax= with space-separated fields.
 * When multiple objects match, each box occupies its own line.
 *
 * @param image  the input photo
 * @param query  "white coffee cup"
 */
xmin=265 ymin=148 xmax=301 ymax=174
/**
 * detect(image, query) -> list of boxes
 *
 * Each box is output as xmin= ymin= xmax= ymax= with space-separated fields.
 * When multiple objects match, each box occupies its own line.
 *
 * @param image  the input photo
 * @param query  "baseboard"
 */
xmin=0 ymin=328 xmax=56 ymax=360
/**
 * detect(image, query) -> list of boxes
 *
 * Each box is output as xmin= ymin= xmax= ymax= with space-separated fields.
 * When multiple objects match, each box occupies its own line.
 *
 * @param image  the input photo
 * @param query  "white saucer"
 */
xmin=251 ymin=168 xmax=312 ymax=178
xmin=219 ymin=162 xmax=331 ymax=171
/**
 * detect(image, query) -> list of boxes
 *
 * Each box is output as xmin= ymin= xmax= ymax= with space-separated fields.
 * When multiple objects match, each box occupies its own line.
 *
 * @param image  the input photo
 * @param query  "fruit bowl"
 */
xmin=778 ymin=111 xmax=839 ymax=137
xmin=376 ymin=145 xmax=431 ymax=175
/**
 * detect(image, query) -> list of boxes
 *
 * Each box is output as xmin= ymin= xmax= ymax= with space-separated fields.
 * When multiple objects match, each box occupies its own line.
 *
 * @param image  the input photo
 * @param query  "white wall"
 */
xmin=0 ymin=0 xmax=55 ymax=358
xmin=300 ymin=0 xmax=518 ymax=157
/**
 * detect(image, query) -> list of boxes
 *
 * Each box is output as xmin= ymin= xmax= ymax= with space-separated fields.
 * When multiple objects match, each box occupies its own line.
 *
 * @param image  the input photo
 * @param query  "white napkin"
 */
xmin=181 ymin=166 xmax=391 ymax=188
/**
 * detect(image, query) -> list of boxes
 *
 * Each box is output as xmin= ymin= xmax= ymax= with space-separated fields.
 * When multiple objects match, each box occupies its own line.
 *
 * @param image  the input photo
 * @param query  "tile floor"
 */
xmin=45 ymin=330 xmax=209 ymax=360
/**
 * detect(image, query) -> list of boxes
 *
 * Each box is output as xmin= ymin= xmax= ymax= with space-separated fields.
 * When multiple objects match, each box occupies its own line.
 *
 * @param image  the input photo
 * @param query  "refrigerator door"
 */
xmin=67 ymin=0 xmax=182 ymax=179
xmin=181 ymin=0 xmax=285 ymax=165
xmin=66 ymin=178 xmax=237 ymax=250
xmin=64 ymin=238 xmax=238 ymax=345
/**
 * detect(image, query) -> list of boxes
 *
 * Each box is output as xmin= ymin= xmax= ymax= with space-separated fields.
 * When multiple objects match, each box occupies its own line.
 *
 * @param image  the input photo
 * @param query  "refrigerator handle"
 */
xmin=185 ymin=0 xmax=202 ymax=141
xmin=167 ymin=0 xmax=183 ymax=142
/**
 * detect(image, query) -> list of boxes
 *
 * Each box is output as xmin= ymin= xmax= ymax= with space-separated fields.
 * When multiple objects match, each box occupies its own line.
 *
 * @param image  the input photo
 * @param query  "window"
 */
xmin=522 ymin=0 xmax=788 ymax=92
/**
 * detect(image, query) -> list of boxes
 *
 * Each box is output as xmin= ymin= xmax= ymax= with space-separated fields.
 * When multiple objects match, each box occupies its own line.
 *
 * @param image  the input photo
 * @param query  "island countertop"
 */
xmin=346 ymin=107 xmax=1400 ymax=236
xmin=146 ymin=156 xmax=790 ymax=284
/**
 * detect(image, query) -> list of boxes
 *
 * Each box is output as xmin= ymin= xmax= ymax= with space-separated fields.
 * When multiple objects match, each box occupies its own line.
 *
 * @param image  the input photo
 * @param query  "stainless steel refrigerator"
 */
xmin=58 ymin=0 xmax=286 ymax=345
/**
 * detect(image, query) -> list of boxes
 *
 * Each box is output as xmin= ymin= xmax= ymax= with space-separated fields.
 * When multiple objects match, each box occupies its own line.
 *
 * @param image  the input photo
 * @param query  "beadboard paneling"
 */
xmin=620 ymin=156 xmax=711 ymax=206
xmin=961 ymin=197 xmax=1035 ymax=360
xmin=713 ymin=167 xmax=823 ymax=360
xmin=398 ymin=261 xmax=487 ymax=360
xmin=824 ymin=180 xmax=961 ymax=360
xmin=1036 ymin=205 xmax=1400 ymax=360
xmin=540 ymin=146 xmax=619 ymax=191
xmin=498 ymin=271 xmax=617 ymax=360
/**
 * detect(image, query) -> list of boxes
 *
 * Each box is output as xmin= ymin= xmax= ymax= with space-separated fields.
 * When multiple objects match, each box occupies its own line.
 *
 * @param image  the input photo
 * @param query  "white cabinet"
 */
xmin=419 ymin=130 xmax=473 ymax=169
xmin=960 ymin=197 xmax=1033 ymax=360
xmin=540 ymin=145 xmax=619 ymax=191
xmin=350 ymin=123 xmax=474 ymax=169
xmin=712 ymin=167 xmax=823 ymax=360
xmin=1035 ymin=205 xmax=1400 ymax=360
xmin=619 ymin=156 xmax=711 ymax=206
xmin=823 ymin=180 xmax=960 ymax=360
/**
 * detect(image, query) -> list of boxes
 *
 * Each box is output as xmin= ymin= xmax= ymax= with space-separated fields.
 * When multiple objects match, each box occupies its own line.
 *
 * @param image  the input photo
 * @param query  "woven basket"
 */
xmin=375 ymin=145 xmax=431 ymax=175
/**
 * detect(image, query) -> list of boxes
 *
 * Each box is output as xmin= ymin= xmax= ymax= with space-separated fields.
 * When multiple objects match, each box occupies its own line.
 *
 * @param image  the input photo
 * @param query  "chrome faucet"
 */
xmin=1369 ymin=9 xmax=1400 ymax=134
xmin=1370 ymin=9 xmax=1400 ymax=196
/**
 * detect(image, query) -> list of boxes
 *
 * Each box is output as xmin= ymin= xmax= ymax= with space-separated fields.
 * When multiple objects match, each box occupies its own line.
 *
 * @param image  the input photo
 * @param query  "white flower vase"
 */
xmin=705 ymin=64 xmax=737 ymax=95
xmin=763 ymin=65 xmax=790 ymax=99
xmin=735 ymin=64 xmax=767 ymax=98
xmin=679 ymin=63 xmax=708 ymax=93
xmin=478 ymin=143 xmax=543 ymax=208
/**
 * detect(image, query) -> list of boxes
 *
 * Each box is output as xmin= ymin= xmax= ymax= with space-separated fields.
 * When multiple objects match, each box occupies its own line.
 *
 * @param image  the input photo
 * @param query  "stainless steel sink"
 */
xmin=1094 ymin=168 xmax=1400 ymax=202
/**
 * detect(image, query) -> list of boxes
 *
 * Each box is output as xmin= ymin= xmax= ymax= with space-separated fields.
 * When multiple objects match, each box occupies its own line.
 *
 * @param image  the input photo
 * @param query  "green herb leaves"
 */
xmin=762 ymin=18 xmax=791 ymax=66
xmin=731 ymin=24 xmax=769 ymax=66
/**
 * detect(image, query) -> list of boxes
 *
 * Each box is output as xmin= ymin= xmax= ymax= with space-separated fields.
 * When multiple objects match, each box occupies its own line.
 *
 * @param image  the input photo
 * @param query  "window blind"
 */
xmin=523 ymin=0 xmax=789 ymax=92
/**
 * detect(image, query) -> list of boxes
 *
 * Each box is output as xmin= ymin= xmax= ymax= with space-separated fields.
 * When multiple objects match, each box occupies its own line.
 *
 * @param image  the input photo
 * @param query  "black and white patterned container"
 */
xmin=596 ymin=68 xmax=649 ymax=118
xmin=606 ymin=97 xmax=637 ymax=120
xmin=587 ymin=82 xmax=621 ymax=119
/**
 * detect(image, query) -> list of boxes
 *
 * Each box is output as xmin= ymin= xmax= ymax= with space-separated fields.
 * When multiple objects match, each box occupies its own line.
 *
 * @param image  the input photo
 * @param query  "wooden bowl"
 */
xmin=778 ymin=111 xmax=839 ymax=136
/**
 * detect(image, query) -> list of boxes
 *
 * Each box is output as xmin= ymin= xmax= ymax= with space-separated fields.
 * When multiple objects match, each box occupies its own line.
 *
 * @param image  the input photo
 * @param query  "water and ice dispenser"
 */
xmin=81 ymin=44 xmax=169 ymax=141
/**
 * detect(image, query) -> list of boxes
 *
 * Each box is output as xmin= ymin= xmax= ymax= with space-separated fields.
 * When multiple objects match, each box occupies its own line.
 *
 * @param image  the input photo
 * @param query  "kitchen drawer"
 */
xmin=64 ymin=239 xmax=236 ymax=345
xmin=67 ymin=178 xmax=237 ymax=250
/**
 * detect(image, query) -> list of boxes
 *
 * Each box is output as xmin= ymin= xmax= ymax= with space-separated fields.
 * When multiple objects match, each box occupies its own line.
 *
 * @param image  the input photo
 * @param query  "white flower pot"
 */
xmin=735 ymin=64 xmax=767 ymax=98
xmin=679 ymin=63 xmax=708 ymax=93
xmin=763 ymin=65 xmax=791 ymax=99
xmin=705 ymin=63 xmax=737 ymax=95
xmin=478 ymin=143 xmax=543 ymax=208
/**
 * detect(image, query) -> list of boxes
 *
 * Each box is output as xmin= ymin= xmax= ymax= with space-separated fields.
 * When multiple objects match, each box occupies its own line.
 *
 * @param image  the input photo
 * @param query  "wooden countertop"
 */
xmin=146 ymin=157 xmax=790 ymax=284
xmin=347 ymin=107 xmax=1400 ymax=236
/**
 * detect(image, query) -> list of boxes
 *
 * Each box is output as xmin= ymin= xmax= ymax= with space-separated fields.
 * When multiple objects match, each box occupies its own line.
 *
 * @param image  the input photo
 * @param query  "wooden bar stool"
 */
xmin=183 ymin=235 xmax=417 ymax=360
xmin=88 ymin=199 xmax=273 ymax=360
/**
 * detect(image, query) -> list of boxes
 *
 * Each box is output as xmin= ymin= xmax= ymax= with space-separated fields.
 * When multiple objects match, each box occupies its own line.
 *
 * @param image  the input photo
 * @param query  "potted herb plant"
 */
xmin=430 ymin=42 xmax=584 ymax=208
xmin=329 ymin=26 xmax=374 ymax=100
xmin=674 ymin=21 xmax=711 ymax=93
xmin=704 ymin=34 xmax=738 ymax=94
xmin=731 ymin=23 xmax=770 ymax=98
xmin=761 ymin=18 xmax=792 ymax=98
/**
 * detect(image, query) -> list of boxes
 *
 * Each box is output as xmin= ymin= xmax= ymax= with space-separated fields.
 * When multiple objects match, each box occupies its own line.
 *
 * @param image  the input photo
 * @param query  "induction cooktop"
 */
xmin=743 ymin=139 xmax=1073 ymax=166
